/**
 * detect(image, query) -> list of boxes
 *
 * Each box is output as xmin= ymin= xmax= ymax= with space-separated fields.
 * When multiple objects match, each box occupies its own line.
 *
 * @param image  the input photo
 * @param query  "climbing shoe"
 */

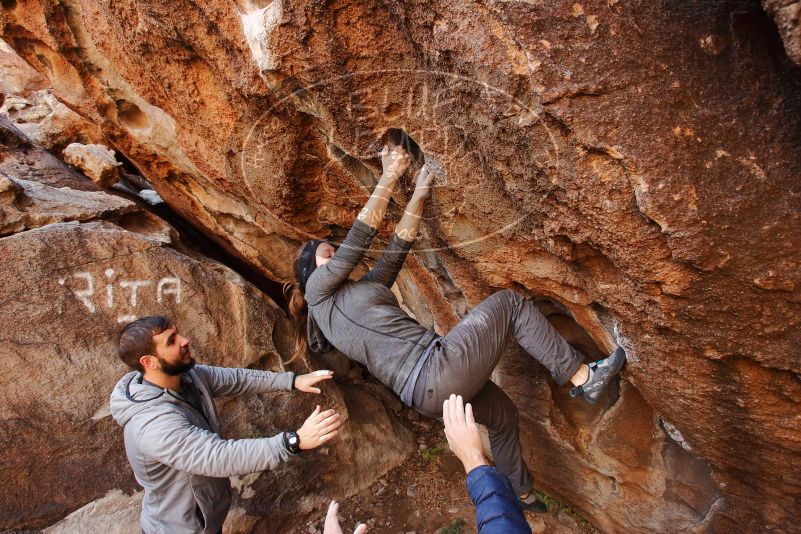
xmin=519 ymin=492 xmax=548 ymax=513
xmin=568 ymin=347 xmax=627 ymax=404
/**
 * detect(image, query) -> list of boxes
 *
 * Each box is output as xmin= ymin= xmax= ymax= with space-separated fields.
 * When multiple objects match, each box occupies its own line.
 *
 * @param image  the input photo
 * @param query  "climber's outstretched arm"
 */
xmin=358 ymin=164 xmax=431 ymax=287
xmin=358 ymin=145 xmax=411 ymax=230
xmin=394 ymin=164 xmax=432 ymax=243
xmin=307 ymin=146 xmax=411 ymax=303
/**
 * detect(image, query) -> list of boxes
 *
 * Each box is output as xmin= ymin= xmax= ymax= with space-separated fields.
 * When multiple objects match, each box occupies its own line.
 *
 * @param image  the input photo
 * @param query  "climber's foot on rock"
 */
xmin=569 ymin=347 xmax=626 ymax=404
xmin=519 ymin=491 xmax=548 ymax=513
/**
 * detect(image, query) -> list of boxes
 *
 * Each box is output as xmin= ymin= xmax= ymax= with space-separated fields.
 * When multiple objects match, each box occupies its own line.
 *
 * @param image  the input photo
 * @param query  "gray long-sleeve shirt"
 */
xmin=110 ymin=365 xmax=296 ymax=534
xmin=305 ymin=219 xmax=438 ymax=394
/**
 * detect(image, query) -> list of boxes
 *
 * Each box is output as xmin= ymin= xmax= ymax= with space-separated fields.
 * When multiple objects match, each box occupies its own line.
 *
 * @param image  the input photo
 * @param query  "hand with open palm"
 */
xmin=323 ymin=501 xmax=367 ymax=534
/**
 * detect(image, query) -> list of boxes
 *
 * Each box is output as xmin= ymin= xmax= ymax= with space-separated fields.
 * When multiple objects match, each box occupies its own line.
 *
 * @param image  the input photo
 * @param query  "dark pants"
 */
xmin=412 ymin=289 xmax=584 ymax=494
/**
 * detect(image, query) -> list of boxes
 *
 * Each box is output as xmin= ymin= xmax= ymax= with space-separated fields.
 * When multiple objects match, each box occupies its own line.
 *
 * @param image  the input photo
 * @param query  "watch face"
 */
xmin=289 ymin=435 xmax=298 ymax=446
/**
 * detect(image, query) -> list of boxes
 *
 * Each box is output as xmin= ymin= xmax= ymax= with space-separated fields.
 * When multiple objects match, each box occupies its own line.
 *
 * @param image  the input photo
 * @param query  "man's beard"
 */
xmin=157 ymin=354 xmax=196 ymax=376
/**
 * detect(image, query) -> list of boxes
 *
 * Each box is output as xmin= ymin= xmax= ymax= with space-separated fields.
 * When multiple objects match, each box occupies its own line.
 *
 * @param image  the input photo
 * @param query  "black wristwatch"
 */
xmin=283 ymin=431 xmax=301 ymax=454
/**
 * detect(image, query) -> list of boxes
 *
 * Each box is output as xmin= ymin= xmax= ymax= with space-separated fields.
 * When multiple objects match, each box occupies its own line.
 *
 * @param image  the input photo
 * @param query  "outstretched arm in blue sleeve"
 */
xmin=443 ymin=394 xmax=531 ymax=534
xmin=467 ymin=465 xmax=531 ymax=534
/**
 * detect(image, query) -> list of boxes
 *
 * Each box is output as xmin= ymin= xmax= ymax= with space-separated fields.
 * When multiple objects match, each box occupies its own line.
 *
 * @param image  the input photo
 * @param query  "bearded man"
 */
xmin=110 ymin=315 xmax=340 ymax=534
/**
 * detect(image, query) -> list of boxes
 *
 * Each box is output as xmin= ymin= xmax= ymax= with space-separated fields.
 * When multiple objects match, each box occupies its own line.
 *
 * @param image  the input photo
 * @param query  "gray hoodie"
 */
xmin=110 ymin=365 xmax=296 ymax=534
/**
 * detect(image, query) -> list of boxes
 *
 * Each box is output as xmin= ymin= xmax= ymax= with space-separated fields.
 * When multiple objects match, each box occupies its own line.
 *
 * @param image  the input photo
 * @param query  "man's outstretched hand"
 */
xmin=295 ymin=370 xmax=334 ymax=394
xmin=323 ymin=501 xmax=367 ymax=534
xmin=443 ymin=394 xmax=489 ymax=474
xmin=297 ymin=405 xmax=341 ymax=450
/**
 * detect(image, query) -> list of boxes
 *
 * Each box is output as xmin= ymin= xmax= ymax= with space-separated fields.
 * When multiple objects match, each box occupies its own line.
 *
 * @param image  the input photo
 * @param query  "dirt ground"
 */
xmin=291 ymin=405 xmax=600 ymax=534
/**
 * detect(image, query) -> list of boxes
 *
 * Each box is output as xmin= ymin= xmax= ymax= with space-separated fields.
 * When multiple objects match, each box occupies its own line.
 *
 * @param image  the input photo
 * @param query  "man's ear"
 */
xmin=140 ymin=354 xmax=160 ymax=372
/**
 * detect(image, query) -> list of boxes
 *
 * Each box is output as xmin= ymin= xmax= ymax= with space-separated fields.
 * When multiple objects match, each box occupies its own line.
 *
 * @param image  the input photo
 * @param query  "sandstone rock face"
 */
xmin=0 ymin=116 xmax=129 ymax=234
xmin=0 ymin=139 xmax=412 ymax=530
xmin=0 ymin=116 xmax=100 ymax=190
xmin=0 ymin=40 xmax=105 ymax=150
xmin=44 ymin=490 xmax=143 ymax=534
xmin=763 ymin=0 xmax=801 ymax=64
xmin=2 ymin=88 xmax=105 ymax=150
xmin=0 ymin=173 xmax=134 ymax=234
xmin=2 ymin=1 xmax=800 ymax=532
xmin=0 ymin=37 xmax=47 ymax=94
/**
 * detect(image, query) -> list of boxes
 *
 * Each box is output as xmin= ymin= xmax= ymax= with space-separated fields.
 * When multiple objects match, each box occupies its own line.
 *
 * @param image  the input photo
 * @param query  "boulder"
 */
xmin=0 ymin=169 xmax=412 ymax=529
xmin=0 ymin=174 xmax=135 ymax=235
xmin=0 ymin=116 xmax=100 ymax=191
xmin=1 ymin=0 xmax=800 ymax=531
xmin=44 ymin=490 xmax=143 ymax=534
xmin=62 ymin=142 xmax=122 ymax=187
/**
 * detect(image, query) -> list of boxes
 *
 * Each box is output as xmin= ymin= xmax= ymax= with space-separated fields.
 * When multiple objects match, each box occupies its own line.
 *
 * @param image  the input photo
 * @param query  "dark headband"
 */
xmin=296 ymin=239 xmax=327 ymax=292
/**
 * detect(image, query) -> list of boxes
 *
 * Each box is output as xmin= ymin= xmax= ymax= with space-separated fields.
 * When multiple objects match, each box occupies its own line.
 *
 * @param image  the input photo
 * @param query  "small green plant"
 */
xmin=418 ymin=444 xmax=445 ymax=463
xmin=533 ymin=490 xmax=596 ymax=530
xmin=437 ymin=518 xmax=465 ymax=534
xmin=533 ymin=489 xmax=555 ymax=507
xmin=418 ymin=440 xmax=448 ymax=463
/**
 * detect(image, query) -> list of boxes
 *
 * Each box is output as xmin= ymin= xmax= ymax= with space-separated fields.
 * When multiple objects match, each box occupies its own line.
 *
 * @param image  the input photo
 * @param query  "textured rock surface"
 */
xmin=2 ymin=0 xmax=800 ymax=532
xmin=0 ymin=115 xmax=100 ymax=190
xmin=0 ymin=40 xmax=105 ymax=150
xmin=0 ymin=137 xmax=412 ymax=530
xmin=2 ymin=88 xmax=105 ymax=149
xmin=0 ymin=173 xmax=134 ymax=234
xmin=763 ymin=0 xmax=801 ymax=64
xmin=44 ymin=490 xmax=143 ymax=534
xmin=0 ymin=37 xmax=47 ymax=94
xmin=62 ymin=141 xmax=122 ymax=186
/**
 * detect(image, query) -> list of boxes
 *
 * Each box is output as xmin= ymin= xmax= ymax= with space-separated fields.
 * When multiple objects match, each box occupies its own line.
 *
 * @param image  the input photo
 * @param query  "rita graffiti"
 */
xmin=58 ymin=268 xmax=182 ymax=323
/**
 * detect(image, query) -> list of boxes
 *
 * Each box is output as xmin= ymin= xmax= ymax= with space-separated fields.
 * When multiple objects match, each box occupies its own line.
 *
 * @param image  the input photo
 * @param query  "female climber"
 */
xmin=284 ymin=142 xmax=626 ymax=512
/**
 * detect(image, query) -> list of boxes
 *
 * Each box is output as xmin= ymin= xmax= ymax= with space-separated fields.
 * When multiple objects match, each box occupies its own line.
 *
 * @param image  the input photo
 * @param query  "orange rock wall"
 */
xmin=2 ymin=0 xmax=800 ymax=531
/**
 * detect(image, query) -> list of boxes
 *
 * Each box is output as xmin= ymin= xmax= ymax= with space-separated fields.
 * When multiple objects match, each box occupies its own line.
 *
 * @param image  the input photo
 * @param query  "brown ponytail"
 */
xmin=283 ymin=245 xmax=310 ymax=365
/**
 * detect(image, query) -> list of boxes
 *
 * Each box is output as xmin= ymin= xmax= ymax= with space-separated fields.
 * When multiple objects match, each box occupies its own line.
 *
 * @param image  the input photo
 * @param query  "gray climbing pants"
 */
xmin=411 ymin=289 xmax=584 ymax=495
